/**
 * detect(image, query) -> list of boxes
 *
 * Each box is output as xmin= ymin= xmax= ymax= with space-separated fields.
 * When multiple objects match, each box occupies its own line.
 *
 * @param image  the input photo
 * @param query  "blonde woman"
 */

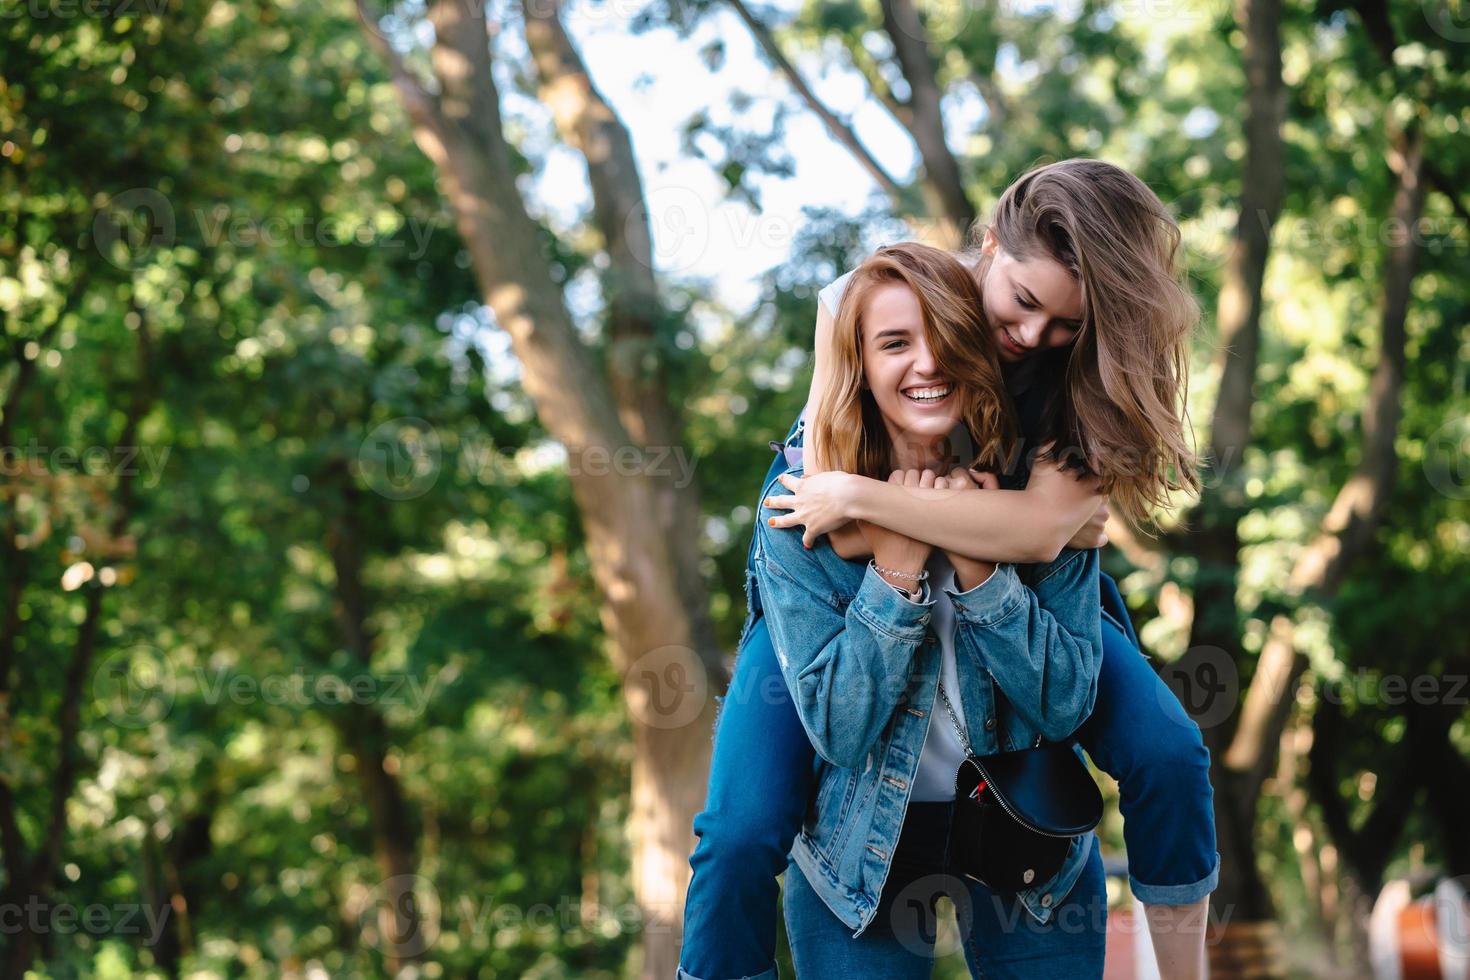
xmin=756 ymin=241 xmax=1105 ymax=974
xmin=681 ymin=160 xmax=1216 ymax=980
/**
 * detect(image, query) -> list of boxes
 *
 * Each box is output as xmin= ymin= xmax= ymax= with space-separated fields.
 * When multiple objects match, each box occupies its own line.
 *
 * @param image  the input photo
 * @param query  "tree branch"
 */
xmin=427 ymin=0 xmax=504 ymax=158
xmin=725 ymin=0 xmax=907 ymax=207
xmin=355 ymin=0 xmax=455 ymax=169
xmin=521 ymin=0 xmax=725 ymax=678
xmin=878 ymin=0 xmax=975 ymax=243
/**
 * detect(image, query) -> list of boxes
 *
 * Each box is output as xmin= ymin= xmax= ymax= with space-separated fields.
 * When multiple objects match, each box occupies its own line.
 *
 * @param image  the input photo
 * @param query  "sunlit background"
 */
xmin=3 ymin=0 xmax=1469 ymax=977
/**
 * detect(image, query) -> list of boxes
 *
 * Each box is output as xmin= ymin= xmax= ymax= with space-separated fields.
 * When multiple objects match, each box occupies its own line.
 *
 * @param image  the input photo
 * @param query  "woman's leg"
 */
xmin=679 ymin=615 xmax=815 ymax=980
xmin=1076 ymin=575 xmax=1217 ymax=979
xmin=782 ymin=859 xmax=937 ymax=979
xmin=783 ymin=804 xmax=955 ymax=979
xmin=958 ymin=835 xmax=1108 ymax=980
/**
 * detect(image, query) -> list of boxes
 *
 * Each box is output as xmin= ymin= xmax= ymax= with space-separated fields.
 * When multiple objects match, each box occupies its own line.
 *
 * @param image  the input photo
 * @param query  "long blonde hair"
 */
xmin=975 ymin=159 xmax=1200 ymax=526
xmin=809 ymin=243 xmax=1017 ymax=479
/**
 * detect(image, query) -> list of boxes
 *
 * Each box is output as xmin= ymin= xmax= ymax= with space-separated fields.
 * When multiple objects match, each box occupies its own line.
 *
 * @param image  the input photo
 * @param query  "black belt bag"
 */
xmin=938 ymin=683 xmax=1102 ymax=893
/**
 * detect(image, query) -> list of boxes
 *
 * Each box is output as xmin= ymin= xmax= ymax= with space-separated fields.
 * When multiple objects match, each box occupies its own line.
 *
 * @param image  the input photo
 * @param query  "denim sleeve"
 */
xmin=752 ymin=518 xmax=933 ymax=769
xmin=945 ymin=548 xmax=1103 ymax=742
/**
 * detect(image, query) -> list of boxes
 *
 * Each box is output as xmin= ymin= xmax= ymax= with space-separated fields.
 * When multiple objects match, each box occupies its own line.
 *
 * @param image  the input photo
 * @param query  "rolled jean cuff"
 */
xmin=676 ymin=966 xmax=778 ymax=980
xmin=1130 ymin=851 xmax=1220 ymax=906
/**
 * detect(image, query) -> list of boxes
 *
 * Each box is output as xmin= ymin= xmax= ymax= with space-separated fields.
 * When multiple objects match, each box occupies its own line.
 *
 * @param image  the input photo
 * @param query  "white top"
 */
xmin=816 ymin=268 xmax=859 ymax=321
xmin=910 ymin=551 xmax=971 ymax=801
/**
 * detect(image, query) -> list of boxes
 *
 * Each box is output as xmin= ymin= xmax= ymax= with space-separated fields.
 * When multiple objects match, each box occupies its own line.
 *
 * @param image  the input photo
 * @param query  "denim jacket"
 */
xmin=751 ymin=454 xmax=1103 ymax=934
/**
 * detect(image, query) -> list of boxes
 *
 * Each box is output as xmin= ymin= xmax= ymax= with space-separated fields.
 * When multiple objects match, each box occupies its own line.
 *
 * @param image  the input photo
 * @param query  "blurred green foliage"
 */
xmin=2 ymin=0 xmax=1468 ymax=976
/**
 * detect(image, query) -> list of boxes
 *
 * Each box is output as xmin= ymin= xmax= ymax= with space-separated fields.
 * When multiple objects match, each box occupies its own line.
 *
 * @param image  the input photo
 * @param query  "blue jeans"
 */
xmin=784 ymin=805 xmax=1107 ymax=978
xmin=679 ymin=460 xmax=1218 ymax=980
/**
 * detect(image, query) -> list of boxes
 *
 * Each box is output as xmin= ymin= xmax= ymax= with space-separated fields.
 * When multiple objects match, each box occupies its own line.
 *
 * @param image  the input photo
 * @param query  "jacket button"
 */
xmin=919 ymin=612 xmax=931 ymax=625
xmin=1023 ymin=869 xmax=1035 ymax=884
xmin=1040 ymin=893 xmax=1053 ymax=908
xmin=984 ymin=717 xmax=996 ymax=731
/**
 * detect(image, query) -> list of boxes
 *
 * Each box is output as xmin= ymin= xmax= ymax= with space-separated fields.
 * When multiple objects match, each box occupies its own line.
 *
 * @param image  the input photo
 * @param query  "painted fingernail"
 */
xmin=768 ymin=517 xmax=777 ymax=526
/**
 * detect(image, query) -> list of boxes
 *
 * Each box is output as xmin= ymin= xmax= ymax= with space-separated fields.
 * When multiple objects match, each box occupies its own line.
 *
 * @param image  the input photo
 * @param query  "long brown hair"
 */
xmin=809 ymin=243 xmax=1017 ymax=479
xmin=974 ymin=158 xmax=1201 ymax=526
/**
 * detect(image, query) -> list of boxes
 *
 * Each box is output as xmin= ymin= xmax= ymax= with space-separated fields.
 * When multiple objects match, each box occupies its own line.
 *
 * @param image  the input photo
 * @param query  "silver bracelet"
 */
xmin=871 ymin=561 xmax=929 ymax=583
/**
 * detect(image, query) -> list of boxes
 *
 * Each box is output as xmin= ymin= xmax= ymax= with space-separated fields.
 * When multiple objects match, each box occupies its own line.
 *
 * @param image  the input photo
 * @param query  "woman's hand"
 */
xmin=764 ymin=471 xmax=860 ymax=549
xmin=859 ymin=470 xmax=934 ymax=588
xmin=1066 ymin=497 xmax=1110 ymax=550
xmin=933 ymin=467 xmax=999 ymax=590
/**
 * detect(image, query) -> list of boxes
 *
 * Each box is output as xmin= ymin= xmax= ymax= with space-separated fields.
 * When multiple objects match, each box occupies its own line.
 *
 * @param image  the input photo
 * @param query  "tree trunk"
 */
xmin=357 ymin=4 xmax=723 ymax=973
xmin=325 ymin=470 xmax=424 ymax=972
xmin=1180 ymin=0 xmax=1287 ymax=955
xmin=521 ymin=0 xmax=723 ymax=677
xmin=0 ymin=304 xmax=155 ymax=979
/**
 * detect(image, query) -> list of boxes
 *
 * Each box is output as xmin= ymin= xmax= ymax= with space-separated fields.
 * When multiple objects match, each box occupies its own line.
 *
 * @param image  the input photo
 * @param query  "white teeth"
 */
xmin=904 ymin=385 xmax=952 ymax=402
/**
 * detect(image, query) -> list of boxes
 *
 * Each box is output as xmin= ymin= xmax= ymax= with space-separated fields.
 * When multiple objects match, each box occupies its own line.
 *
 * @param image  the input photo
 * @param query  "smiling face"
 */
xmin=860 ymin=283 xmax=961 ymax=457
xmin=977 ymin=229 xmax=1086 ymax=363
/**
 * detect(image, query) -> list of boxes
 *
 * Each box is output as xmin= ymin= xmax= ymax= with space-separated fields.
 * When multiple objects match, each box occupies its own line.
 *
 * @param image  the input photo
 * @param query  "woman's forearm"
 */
xmin=846 ymin=478 xmax=1081 ymax=565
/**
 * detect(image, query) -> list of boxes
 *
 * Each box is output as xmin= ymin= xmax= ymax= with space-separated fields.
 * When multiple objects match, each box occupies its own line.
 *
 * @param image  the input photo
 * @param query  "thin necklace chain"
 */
xmin=937 ymin=682 xmax=973 ymax=757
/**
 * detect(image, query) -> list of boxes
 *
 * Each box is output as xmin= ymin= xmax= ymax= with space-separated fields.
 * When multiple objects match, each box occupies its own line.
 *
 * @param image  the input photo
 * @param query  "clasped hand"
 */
xmin=764 ymin=466 xmax=999 ymax=590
